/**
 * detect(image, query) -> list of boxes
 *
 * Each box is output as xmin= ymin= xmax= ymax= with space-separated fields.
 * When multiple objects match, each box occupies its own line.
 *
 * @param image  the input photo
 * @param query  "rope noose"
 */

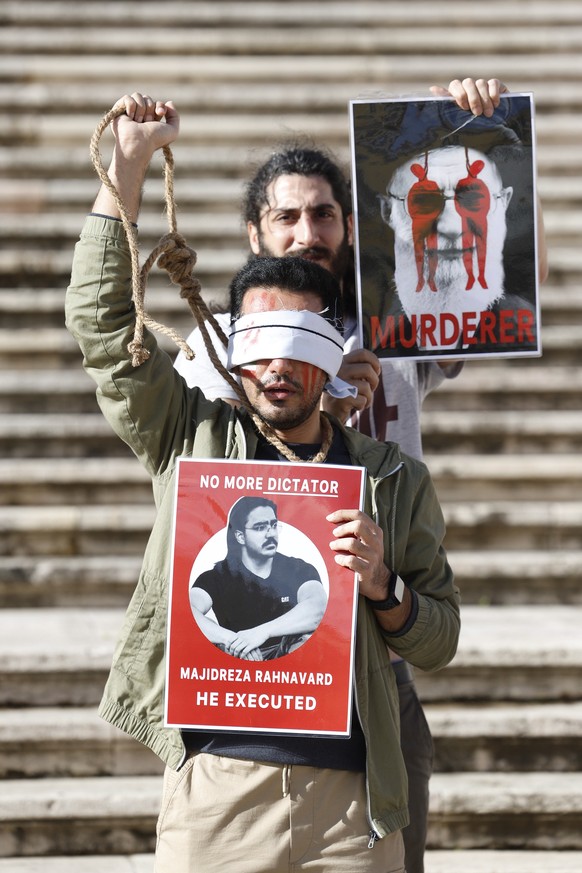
xmin=90 ymin=105 xmax=242 ymax=387
xmin=89 ymin=104 xmax=332 ymax=464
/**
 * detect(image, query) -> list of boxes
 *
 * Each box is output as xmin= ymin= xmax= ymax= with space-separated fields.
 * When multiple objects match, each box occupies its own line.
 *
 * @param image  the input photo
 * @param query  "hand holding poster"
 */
xmin=165 ymin=458 xmax=365 ymax=736
xmin=350 ymin=93 xmax=541 ymax=360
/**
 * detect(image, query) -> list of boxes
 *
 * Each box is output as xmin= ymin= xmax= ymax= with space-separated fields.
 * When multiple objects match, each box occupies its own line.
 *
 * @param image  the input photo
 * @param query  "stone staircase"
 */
xmin=1 ymin=1 xmax=581 ymax=870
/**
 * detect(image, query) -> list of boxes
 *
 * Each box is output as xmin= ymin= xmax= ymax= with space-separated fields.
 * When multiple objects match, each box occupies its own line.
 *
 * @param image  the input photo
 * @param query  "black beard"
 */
xmin=257 ymin=236 xmax=351 ymax=284
xmin=250 ymin=391 xmax=323 ymax=434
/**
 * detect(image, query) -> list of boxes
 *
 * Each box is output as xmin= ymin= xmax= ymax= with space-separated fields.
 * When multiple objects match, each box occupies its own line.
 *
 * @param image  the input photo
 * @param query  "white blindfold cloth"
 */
xmin=227 ymin=310 xmax=358 ymax=399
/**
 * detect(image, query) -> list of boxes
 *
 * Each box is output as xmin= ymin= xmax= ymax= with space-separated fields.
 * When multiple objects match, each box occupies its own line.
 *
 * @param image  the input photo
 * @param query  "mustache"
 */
xmin=260 ymin=374 xmax=302 ymax=390
xmin=287 ymin=246 xmax=331 ymax=260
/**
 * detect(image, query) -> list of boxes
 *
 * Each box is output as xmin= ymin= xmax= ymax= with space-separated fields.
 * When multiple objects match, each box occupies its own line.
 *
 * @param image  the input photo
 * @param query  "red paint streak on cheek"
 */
xmin=298 ymin=362 xmax=319 ymax=396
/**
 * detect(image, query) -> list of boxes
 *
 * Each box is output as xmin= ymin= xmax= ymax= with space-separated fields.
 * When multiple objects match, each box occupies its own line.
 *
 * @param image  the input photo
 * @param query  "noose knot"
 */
xmin=127 ymin=340 xmax=151 ymax=367
xmin=157 ymin=233 xmax=200 ymax=291
xmin=91 ymin=105 xmax=203 ymax=368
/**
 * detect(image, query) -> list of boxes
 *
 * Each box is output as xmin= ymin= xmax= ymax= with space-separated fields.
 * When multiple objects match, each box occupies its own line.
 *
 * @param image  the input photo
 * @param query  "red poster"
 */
xmin=165 ymin=458 xmax=366 ymax=736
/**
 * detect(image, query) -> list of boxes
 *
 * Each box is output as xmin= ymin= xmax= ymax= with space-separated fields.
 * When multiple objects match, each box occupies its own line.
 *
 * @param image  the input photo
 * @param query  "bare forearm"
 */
xmin=258 ymin=598 xmax=325 ymax=640
xmin=192 ymin=609 xmax=237 ymax=648
xmin=92 ymin=151 xmax=149 ymax=222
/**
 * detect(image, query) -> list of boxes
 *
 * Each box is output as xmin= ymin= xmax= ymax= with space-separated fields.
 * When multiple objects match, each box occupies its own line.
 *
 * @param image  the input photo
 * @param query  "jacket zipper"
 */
xmin=352 ymin=675 xmax=380 ymax=846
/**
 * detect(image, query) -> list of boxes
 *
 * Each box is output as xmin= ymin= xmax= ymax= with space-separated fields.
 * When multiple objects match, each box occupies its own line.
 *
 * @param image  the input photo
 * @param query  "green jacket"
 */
xmin=66 ymin=216 xmax=460 ymax=838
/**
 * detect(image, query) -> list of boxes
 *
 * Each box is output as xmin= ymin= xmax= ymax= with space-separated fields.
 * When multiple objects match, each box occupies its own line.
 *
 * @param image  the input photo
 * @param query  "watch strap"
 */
xmin=366 ymin=571 xmax=406 ymax=611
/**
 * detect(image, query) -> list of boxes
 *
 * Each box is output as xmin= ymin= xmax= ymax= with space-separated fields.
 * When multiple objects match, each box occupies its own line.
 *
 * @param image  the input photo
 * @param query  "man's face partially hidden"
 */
xmin=382 ymin=146 xmax=513 ymax=331
xmin=237 ymin=287 xmax=328 ymax=440
xmin=248 ymin=174 xmax=352 ymax=282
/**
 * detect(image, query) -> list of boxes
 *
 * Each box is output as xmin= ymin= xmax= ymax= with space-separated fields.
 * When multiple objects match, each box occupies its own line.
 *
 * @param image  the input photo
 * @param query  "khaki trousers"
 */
xmin=155 ymin=753 xmax=405 ymax=873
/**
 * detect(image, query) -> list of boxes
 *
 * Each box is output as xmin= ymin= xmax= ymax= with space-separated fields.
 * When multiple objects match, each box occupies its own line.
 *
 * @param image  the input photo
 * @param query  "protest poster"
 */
xmin=165 ymin=458 xmax=366 ymax=736
xmin=349 ymin=92 xmax=541 ymax=361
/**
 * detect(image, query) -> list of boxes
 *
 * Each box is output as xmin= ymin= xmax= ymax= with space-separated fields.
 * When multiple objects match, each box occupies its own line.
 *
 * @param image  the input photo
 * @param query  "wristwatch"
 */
xmin=366 ymin=570 xmax=406 ymax=611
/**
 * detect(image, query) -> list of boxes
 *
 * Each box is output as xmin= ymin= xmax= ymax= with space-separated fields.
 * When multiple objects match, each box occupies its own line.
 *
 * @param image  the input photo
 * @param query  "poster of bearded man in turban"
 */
xmin=349 ymin=93 xmax=540 ymax=360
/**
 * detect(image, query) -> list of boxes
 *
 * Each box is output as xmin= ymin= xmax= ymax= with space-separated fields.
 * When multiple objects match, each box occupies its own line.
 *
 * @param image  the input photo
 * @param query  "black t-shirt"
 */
xmin=194 ymin=553 xmax=321 ymax=637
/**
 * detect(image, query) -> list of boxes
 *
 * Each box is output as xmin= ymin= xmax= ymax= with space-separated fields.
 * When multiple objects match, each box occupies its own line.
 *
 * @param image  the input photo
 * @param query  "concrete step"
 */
xmin=4 ymin=23 xmax=582 ymax=57
xmin=0 ymin=244 xmax=247 ymax=286
xmin=0 ymin=858 xmax=154 ymax=873
xmin=0 ymin=608 xmax=122 ymax=706
xmin=2 ymin=79 xmax=582 ymax=122
xmin=4 ymin=109 xmax=580 ymax=151
xmin=1 ymin=282 xmax=578 ymax=329
xmin=6 ymin=1 xmax=582 ymax=28
xmin=1 ymin=498 xmax=579 ymax=555
xmin=0 ymin=707 xmax=164 ymax=779
xmin=533 ymin=326 xmax=582 ymax=364
xmin=2 ymin=243 xmax=578 ymax=291
xmin=2 ymin=853 xmax=582 ymax=873
xmin=0 ymin=775 xmax=161 ymax=857
xmin=541 ymin=284 xmax=582 ymax=322
xmin=1 ymin=364 xmax=580 ymax=413
xmin=5 ymin=207 xmax=582 ymax=257
xmin=0 ymin=555 xmax=143 ymax=608
xmin=426 ymin=852 xmax=582 ymax=873
xmin=0 ymin=414 xmax=135 ymax=459
xmin=1 ymin=172 xmax=576 ymax=219
xmin=420 ymin=409 xmax=582 ymax=453
xmin=2 ymin=549 xmax=580 ymax=610
xmin=2 ymin=454 xmax=578 ymax=508
xmin=0 ymin=176 xmax=245 ymax=212
xmin=427 ymin=772 xmax=582 ymax=850
xmin=0 ymin=285 xmax=225 ymax=331
xmin=0 ymin=328 xmax=578 ymax=377
xmin=1 ymin=142 xmax=578 ymax=180
xmin=415 ymin=605 xmax=582 ymax=703
xmin=443 ymin=500 xmax=582 ymax=551
xmin=0 ymin=458 xmax=152 ymax=506
xmin=2 ymin=700 xmax=580 ymax=779
xmin=425 ymin=453 xmax=582 ymax=501
xmin=1 ymin=771 xmax=581 ymax=856
xmin=0 ymin=504 xmax=154 ymax=557
xmin=421 ymin=364 xmax=582 ymax=412
xmin=444 ymin=550 xmax=582 ymax=606
xmin=1 ymin=410 xmax=580 ymax=458
xmin=0 ymin=211 xmax=244 ymax=243
xmin=0 ymin=606 xmax=580 ymax=707
xmin=547 ymin=246 xmax=582 ymax=283
xmin=0 ymin=332 xmax=195 ymax=378
xmin=428 ymin=701 xmax=582 ymax=773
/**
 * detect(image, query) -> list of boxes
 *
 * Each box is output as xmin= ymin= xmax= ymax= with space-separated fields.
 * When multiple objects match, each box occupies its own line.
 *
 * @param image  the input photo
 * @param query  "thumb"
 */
xmin=429 ymin=85 xmax=450 ymax=98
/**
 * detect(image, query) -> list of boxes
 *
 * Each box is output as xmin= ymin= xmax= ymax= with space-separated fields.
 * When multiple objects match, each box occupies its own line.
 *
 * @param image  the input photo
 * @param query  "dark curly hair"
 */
xmin=228 ymin=255 xmax=344 ymax=333
xmin=242 ymin=143 xmax=352 ymax=228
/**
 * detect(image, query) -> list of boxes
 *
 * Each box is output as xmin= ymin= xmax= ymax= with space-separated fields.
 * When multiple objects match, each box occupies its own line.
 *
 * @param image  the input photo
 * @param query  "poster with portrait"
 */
xmin=349 ymin=93 xmax=541 ymax=360
xmin=165 ymin=458 xmax=366 ymax=736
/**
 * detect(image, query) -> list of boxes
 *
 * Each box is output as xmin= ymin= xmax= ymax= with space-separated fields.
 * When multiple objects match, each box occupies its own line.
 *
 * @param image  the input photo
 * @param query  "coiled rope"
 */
xmin=89 ymin=105 xmax=332 ymax=463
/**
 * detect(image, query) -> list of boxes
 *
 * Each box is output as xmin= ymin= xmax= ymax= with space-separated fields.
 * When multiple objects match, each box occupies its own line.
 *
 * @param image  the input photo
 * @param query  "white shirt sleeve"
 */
xmin=174 ymin=312 xmax=240 ymax=402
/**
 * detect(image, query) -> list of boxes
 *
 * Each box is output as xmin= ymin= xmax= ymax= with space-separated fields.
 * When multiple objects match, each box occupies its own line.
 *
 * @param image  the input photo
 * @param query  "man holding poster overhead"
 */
xmin=350 ymin=88 xmax=546 ymax=359
xmin=66 ymin=93 xmax=460 ymax=872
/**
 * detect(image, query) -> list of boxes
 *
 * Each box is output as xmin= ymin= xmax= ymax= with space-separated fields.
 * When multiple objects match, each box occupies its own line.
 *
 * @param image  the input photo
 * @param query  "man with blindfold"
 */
xmin=66 ymin=93 xmax=460 ymax=873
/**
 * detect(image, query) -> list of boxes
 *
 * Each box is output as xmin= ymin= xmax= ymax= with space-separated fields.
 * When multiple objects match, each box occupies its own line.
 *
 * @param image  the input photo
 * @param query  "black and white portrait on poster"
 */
xmin=349 ymin=93 xmax=541 ymax=360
